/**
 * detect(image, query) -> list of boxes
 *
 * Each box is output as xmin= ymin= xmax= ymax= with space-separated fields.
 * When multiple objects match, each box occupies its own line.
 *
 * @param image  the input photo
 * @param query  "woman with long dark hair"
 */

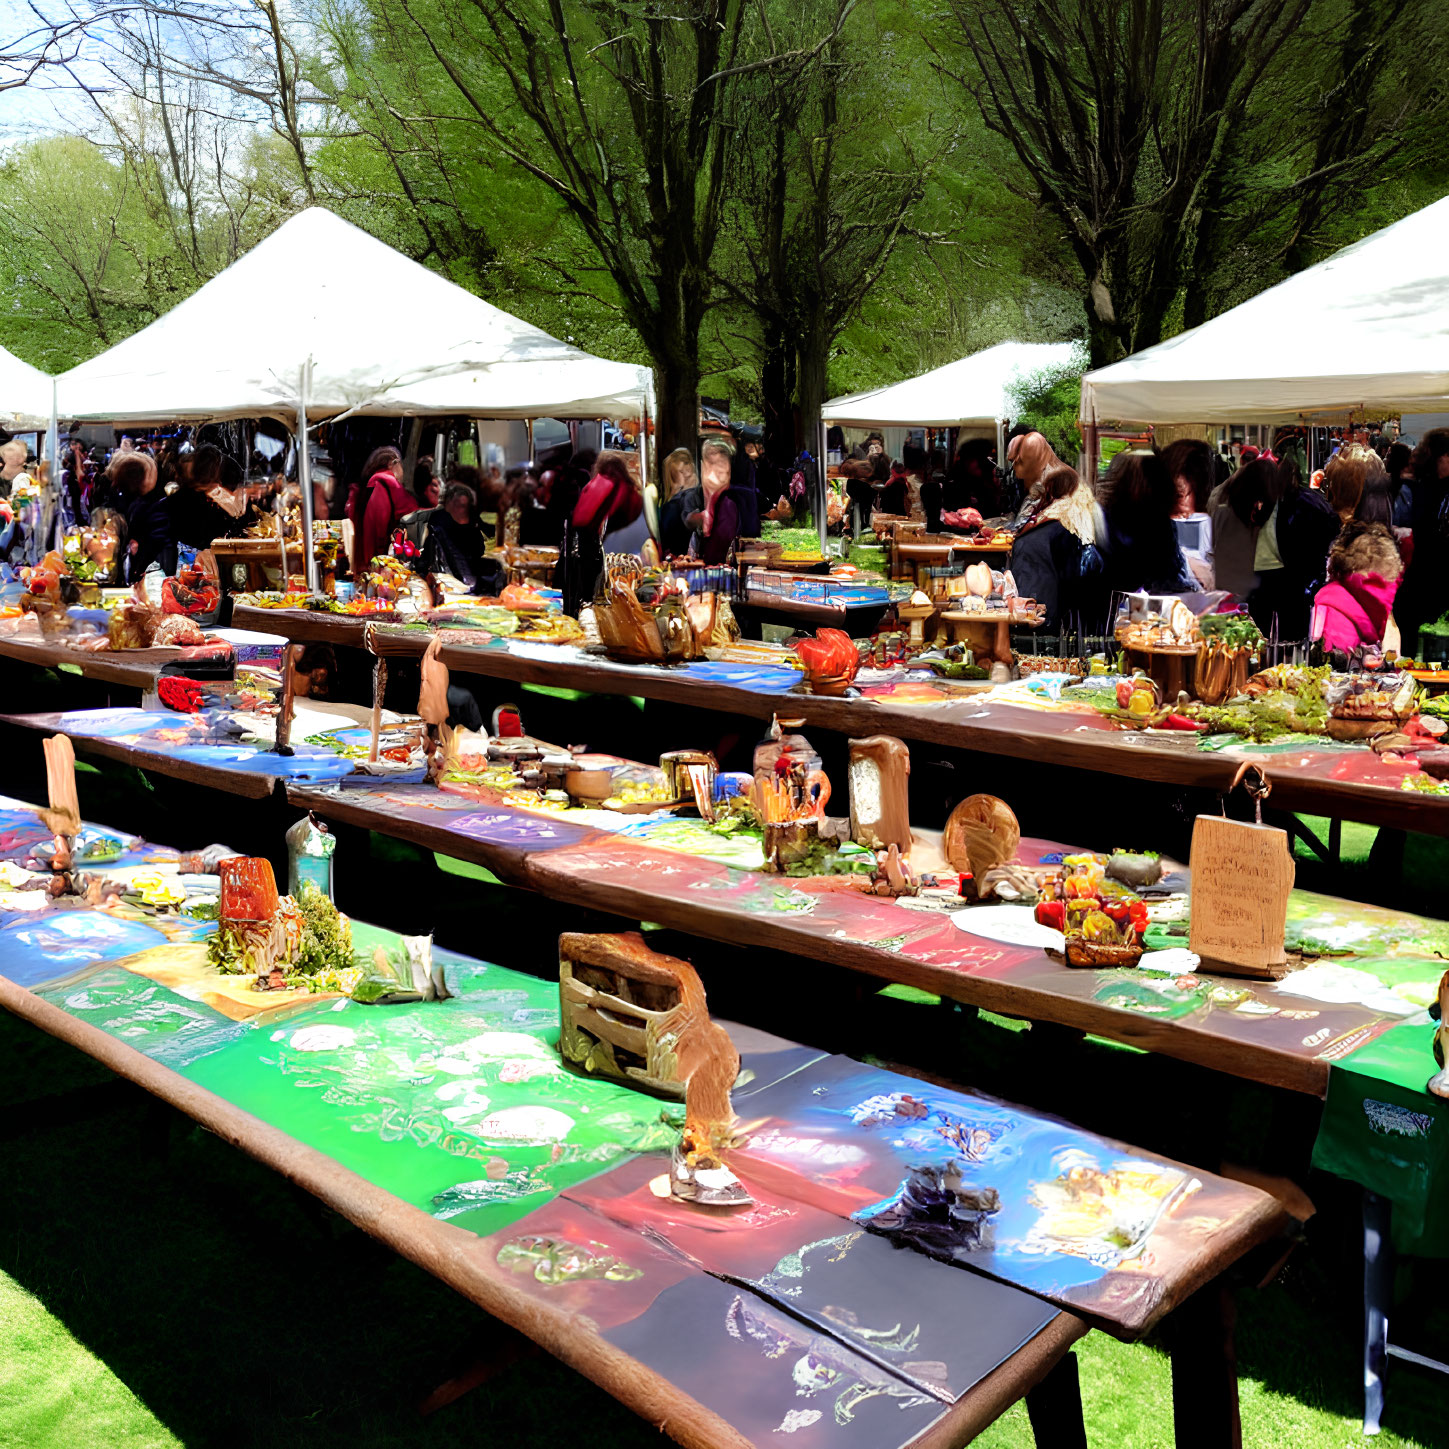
xmin=1007 ymin=463 xmax=1098 ymax=632
xmin=1095 ymin=449 xmax=1196 ymax=604
xmin=169 ymin=443 xmax=252 ymax=550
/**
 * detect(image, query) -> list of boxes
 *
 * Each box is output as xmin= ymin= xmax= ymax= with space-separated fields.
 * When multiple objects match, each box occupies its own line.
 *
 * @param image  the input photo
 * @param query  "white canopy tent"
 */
xmin=0 ymin=342 xmax=54 ymax=432
xmin=1080 ymin=196 xmax=1449 ymax=427
xmin=57 ymin=206 xmax=653 ymax=587
xmin=823 ymin=340 xmax=1082 ymax=429
xmin=58 ymin=207 xmax=652 ymax=425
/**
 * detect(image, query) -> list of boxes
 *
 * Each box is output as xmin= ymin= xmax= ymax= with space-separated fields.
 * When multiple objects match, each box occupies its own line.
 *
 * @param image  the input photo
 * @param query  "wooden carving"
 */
xmin=1188 ymin=814 xmax=1294 ymax=979
xmin=559 ymin=931 xmax=692 ymax=1099
xmin=274 ymin=643 xmax=300 ymax=756
xmin=559 ymin=932 xmax=747 ymax=1204
xmin=41 ymin=734 xmax=82 ymax=894
xmin=1429 ymin=970 xmax=1449 ymax=1099
xmin=944 ymin=794 xmax=1021 ymax=886
xmin=848 ymin=736 xmax=911 ymax=853
xmin=419 ymin=636 xmax=452 ymax=781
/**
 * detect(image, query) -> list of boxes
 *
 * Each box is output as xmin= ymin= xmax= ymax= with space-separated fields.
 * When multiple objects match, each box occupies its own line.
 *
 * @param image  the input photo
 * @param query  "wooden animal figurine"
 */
xmin=1429 ymin=969 xmax=1449 ymax=1099
xmin=418 ymin=636 xmax=452 ymax=781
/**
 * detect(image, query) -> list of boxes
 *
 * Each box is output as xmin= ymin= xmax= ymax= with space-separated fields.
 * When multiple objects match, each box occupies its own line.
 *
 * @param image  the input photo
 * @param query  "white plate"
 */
xmin=950 ymin=904 xmax=1063 ymax=950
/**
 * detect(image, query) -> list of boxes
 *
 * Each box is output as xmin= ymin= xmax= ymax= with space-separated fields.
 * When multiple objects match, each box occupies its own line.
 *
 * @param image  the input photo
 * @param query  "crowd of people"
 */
xmin=998 ymin=426 xmax=1449 ymax=654
xmin=0 ymin=430 xmax=288 ymax=580
xmin=8 ymin=414 xmax=1447 ymax=654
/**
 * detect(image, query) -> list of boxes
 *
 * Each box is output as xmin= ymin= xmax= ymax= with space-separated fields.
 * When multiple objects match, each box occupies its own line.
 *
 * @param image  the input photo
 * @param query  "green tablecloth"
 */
xmin=1313 ymin=1018 xmax=1449 ymax=1255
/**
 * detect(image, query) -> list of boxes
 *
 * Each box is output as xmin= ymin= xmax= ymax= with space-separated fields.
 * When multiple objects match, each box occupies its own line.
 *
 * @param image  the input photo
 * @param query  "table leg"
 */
xmin=417 ymin=1318 xmax=538 ymax=1415
xmin=1167 ymin=1283 xmax=1241 ymax=1449
xmin=1364 ymin=1189 xmax=1393 ymax=1435
xmin=1025 ymin=1349 xmax=1087 ymax=1449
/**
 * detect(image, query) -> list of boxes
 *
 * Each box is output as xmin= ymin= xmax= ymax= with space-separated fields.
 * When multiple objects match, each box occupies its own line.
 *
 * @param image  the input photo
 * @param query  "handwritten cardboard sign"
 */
xmin=1188 ymin=815 xmax=1295 ymax=978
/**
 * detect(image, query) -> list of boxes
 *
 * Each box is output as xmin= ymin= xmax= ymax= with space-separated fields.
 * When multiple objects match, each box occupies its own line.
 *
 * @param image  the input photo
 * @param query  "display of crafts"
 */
xmin=590 ymin=556 xmax=736 ymax=665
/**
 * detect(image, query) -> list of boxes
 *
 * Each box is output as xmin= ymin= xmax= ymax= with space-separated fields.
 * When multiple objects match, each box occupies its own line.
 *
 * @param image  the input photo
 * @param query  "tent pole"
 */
xmin=45 ymin=379 xmax=60 ymax=553
xmin=817 ymin=417 xmax=828 ymax=556
xmin=637 ymin=397 xmax=650 ymax=500
xmin=297 ymin=357 xmax=319 ymax=593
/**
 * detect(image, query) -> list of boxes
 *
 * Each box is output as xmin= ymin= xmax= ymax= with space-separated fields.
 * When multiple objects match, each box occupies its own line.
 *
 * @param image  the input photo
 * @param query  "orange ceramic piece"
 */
xmin=219 ymin=857 xmax=281 ymax=923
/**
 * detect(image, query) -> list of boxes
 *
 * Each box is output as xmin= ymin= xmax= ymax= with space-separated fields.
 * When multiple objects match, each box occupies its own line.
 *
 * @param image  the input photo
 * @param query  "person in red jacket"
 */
xmin=355 ymin=446 xmax=411 ymax=574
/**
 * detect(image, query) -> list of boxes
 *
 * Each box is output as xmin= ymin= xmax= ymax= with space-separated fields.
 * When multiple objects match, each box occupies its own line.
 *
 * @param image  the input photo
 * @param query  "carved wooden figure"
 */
xmin=364 ymin=623 xmax=388 ymax=763
xmin=41 ymin=734 xmax=82 ymax=893
xmin=558 ymin=932 xmax=748 ymax=1205
xmin=274 ymin=644 xmax=300 ymax=756
xmin=1430 ymin=970 xmax=1449 ymax=1099
xmin=419 ymin=636 xmax=452 ymax=781
xmin=848 ymin=735 xmax=911 ymax=854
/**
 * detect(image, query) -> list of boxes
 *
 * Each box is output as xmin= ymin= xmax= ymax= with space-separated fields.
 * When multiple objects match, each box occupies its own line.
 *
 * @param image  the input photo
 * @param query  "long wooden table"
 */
xmin=0 ymin=710 xmax=280 ymax=798
xmin=226 ymin=604 xmax=1449 ymax=836
xmin=0 ymin=702 xmax=1429 ymax=1102
xmin=0 ymin=796 xmax=1286 ymax=1448
xmin=0 ymin=631 xmax=167 ymax=692
xmin=284 ymin=776 xmax=1437 ymax=1099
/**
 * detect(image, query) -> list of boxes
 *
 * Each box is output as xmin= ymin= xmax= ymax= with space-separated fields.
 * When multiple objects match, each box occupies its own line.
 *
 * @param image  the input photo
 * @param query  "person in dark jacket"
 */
xmin=1247 ymin=455 xmax=1339 ymax=639
xmin=1095 ymin=449 xmax=1198 ymax=604
xmin=114 ymin=452 xmax=175 ymax=581
xmin=170 ymin=443 xmax=253 ymax=551
xmin=1393 ymin=428 xmax=1449 ymax=653
xmin=1385 ymin=441 xmax=1415 ymax=530
xmin=425 ymin=484 xmax=505 ymax=594
xmin=1007 ymin=464 xmax=1099 ymax=632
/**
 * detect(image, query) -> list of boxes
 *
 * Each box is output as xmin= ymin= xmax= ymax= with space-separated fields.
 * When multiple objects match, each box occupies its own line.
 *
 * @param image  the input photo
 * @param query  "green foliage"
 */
xmin=294 ymin=882 xmax=356 ymax=978
xmin=1005 ymin=348 xmax=1088 ymax=462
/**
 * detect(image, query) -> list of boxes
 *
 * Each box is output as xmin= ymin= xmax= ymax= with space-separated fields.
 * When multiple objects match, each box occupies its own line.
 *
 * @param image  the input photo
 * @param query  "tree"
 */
xmin=715 ymin=1 xmax=952 ymax=460
xmin=320 ymin=0 xmax=857 ymax=455
xmin=940 ymin=0 xmax=1447 ymax=366
xmin=0 ymin=135 xmax=162 ymax=367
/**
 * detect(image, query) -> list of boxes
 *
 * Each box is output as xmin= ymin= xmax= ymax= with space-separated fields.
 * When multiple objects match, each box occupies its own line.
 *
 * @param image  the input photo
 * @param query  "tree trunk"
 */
xmin=795 ymin=318 xmax=829 ymax=462
xmin=653 ymin=354 xmax=701 ymax=460
xmin=760 ymin=319 xmax=795 ymax=465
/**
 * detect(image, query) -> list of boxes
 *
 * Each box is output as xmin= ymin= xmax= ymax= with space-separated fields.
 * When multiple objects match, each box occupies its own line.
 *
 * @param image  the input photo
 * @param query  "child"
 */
xmin=1311 ymin=521 xmax=1402 ymax=654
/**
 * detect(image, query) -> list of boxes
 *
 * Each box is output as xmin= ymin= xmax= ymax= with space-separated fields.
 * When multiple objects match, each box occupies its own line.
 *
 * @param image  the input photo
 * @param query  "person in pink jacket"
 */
xmin=1311 ymin=521 xmax=1403 ymax=654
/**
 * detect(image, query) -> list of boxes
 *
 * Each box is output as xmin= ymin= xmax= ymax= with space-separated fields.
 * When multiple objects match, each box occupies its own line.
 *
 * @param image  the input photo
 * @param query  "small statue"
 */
xmin=39 ymin=735 xmax=84 ymax=897
xmin=1429 ymin=970 xmax=1449 ymax=1099
xmin=419 ymin=636 xmax=452 ymax=782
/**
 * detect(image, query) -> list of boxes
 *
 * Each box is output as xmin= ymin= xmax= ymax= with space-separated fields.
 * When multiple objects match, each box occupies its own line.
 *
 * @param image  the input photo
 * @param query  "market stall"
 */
xmin=0 ymin=341 xmax=53 ymax=433
xmin=55 ymin=206 xmax=653 ymax=588
xmin=0 ymin=790 xmax=1283 ymax=1447
xmin=1079 ymin=196 xmax=1449 ymax=427
xmin=825 ymin=340 xmax=1081 ymax=438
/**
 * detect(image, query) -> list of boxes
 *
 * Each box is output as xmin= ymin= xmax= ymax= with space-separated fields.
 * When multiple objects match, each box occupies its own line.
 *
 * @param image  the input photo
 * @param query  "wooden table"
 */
xmin=2 ymin=704 xmax=1434 ymax=1100
xmin=228 ymin=603 xmax=373 ymax=649
xmin=0 ymin=632 xmax=166 ymax=692
xmin=0 ymin=711 xmax=280 ymax=799
xmin=0 ymin=796 xmax=1287 ymax=1448
xmin=221 ymin=610 xmax=1449 ymax=836
xmin=735 ymin=590 xmax=891 ymax=639
xmin=285 ymin=777 xmax=1430 ymax=1098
